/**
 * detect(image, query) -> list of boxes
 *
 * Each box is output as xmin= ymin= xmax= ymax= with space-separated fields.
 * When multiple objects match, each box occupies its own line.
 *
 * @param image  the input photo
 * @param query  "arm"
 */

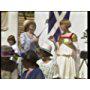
xmin=20 ymin=33 xmax=26 ymax=48
xmin=55 ymin=36 xmax=62 ymax=56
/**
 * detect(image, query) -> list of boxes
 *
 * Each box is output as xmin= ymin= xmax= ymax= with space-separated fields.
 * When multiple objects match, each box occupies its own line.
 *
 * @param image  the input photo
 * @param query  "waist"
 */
xmin=60 ymin=54 xmax=73 ymax=57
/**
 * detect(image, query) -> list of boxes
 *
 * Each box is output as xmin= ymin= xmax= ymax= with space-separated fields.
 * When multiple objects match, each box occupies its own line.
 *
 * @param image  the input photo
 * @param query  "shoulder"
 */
xmin=20 ymin=32 xmax=26 ymax=37
xmin=33 ymin=68 xmax=45 ymax=79
xmin=34 ymin=68 xmax=43 ymax=74
xmin=36 ymin=59 xmax=43 ymax=65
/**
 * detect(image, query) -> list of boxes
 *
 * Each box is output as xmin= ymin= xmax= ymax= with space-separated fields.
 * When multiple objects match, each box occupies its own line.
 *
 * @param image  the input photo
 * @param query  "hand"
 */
xmin=56 ymin=50 xmax=60 ymax=56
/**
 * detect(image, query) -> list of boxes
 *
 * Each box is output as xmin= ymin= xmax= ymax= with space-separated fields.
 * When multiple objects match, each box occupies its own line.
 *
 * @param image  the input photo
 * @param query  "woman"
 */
xmin=20 ymin=20 xmax=38 ymax=54
xmin=56 ymin=19 xmax=80 ymax=79
xmin=21 ymin=50 xmax=45 ymax=79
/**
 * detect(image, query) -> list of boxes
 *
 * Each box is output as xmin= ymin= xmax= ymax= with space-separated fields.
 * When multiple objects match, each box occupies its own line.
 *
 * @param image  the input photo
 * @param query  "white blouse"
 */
xmin=37 ymin=59 xmax=60 ymax=79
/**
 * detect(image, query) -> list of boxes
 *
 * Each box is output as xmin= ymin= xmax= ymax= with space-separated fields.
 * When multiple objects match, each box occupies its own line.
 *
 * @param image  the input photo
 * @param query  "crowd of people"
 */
xmin=1 ymin=19 xmax=84 ymax=79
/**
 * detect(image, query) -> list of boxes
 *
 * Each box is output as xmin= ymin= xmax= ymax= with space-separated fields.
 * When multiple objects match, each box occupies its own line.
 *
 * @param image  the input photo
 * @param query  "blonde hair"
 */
xmin=60 ymin=19 xmax=71 ymax=28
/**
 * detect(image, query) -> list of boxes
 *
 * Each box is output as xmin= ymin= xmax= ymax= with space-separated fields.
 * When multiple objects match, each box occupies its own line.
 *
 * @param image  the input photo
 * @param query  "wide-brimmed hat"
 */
xmin=1 ymin=45 xmax=14 ymax=57
xmin=39 ymin=43 xmax=52 ymax=56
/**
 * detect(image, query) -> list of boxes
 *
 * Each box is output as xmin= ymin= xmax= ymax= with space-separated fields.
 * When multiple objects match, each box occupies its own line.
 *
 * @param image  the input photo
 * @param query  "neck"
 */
xmin=43 ymin=57 xmax=51 ymax=63
xmin=27 ymin=32 xmax=33 ymax=38
xmin=63 ymin=30 xmax=70 ymax=34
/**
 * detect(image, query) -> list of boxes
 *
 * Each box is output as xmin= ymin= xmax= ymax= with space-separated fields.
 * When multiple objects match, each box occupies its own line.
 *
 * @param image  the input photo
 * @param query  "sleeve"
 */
xmin=20 ymin=33 xmax=26 ymax=48
xmin=71 ymin=33 xmax=78 ymax=42
xmin=12 ymin=44 xmax=20 ymax=55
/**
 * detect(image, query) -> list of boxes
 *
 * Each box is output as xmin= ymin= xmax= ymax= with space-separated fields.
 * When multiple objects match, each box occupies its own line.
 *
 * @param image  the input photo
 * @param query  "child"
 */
xmin=37 ymin=43 xmax=60 ymax=79
xmin=21 ymin=50 xmax=45 ymax=79
xmin=7 ymin=35 xmax=20 ymax=56
xmin=7 ymin=35 xmax=22 ymax=77
xmin=1 ymin=45 xmax=18 ymax=79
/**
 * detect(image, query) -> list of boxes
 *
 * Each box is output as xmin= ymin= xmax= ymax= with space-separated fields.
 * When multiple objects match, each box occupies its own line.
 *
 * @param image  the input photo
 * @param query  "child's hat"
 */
xmin=39 ymin=43 xmax=52 ymax=56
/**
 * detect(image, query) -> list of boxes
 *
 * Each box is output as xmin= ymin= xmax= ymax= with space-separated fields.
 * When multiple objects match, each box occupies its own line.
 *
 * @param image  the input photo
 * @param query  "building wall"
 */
xmin=1 ymin=12 xmax=18 ymax=45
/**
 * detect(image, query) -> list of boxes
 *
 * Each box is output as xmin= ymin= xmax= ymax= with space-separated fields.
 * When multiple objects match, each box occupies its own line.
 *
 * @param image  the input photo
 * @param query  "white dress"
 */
xmin=57 ymin=38 xmax=77 ymax=79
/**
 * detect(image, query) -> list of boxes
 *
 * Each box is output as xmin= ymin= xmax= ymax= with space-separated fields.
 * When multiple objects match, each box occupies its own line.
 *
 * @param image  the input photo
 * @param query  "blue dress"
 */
xmin=21 ymin=68 xmax=45 ymax=79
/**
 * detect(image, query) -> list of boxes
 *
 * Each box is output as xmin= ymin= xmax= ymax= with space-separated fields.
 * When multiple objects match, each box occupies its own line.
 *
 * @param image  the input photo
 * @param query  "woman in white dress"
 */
xmin=56 ymin=19 xmax=80 ymax=79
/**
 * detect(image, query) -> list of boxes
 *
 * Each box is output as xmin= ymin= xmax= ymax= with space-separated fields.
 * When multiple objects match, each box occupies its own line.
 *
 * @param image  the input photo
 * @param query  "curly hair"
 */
xmin=24 ymin=21 xmax=36 ymax=32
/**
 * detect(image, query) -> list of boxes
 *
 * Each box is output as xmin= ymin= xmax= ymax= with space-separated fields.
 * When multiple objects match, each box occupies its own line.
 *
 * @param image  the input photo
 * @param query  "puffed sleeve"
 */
xmin=71 ymin=33 xmax=78 ymax=42
xmin=20 ymin=33 xmax=26 ymax=48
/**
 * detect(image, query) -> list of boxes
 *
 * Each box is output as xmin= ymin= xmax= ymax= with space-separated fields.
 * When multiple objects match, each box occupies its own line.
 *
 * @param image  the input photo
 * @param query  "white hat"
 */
xmin=40 ymin=43 xmax=52 ymax=56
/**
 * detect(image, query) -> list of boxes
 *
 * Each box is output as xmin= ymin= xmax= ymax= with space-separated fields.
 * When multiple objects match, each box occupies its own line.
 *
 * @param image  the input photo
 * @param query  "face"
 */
xmin=28 ymin=24 xmax=36 ymax=34
xmin=8 ymin=40 xmax=14 ymax=46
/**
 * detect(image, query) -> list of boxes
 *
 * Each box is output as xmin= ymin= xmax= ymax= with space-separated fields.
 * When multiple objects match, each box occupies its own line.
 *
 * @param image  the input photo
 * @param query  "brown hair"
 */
xmin=24 ymin=21 xmax=36 ymax=32
xmin=22 ymin=50 xmax=39 ymax=69
xmin=7 ymin=35 xmax=16 ymax=44
xmin=60 ymin=19 xmax=71 ymax=28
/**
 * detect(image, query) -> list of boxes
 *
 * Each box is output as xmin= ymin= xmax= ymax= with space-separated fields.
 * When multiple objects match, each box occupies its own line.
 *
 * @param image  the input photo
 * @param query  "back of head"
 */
xmin=1 ymin=59 xmax=17 ymax=72
xmin=22 ymin=50 xmax=40 ymax=69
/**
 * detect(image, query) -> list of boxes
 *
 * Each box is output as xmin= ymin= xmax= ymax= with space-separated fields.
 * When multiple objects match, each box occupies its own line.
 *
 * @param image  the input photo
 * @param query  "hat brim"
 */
xmin=39 ymin=48 xmax=52 ymax=56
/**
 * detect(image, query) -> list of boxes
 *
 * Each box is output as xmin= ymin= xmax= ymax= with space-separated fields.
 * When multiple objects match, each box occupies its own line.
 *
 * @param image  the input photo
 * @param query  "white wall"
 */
xmin=35 ymin=12 xmax=49 ymax=46
xmin=70 ymin=12 xmax=87 ymax=51
xmin=1 ymin=12 xmax=18 ymax=45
